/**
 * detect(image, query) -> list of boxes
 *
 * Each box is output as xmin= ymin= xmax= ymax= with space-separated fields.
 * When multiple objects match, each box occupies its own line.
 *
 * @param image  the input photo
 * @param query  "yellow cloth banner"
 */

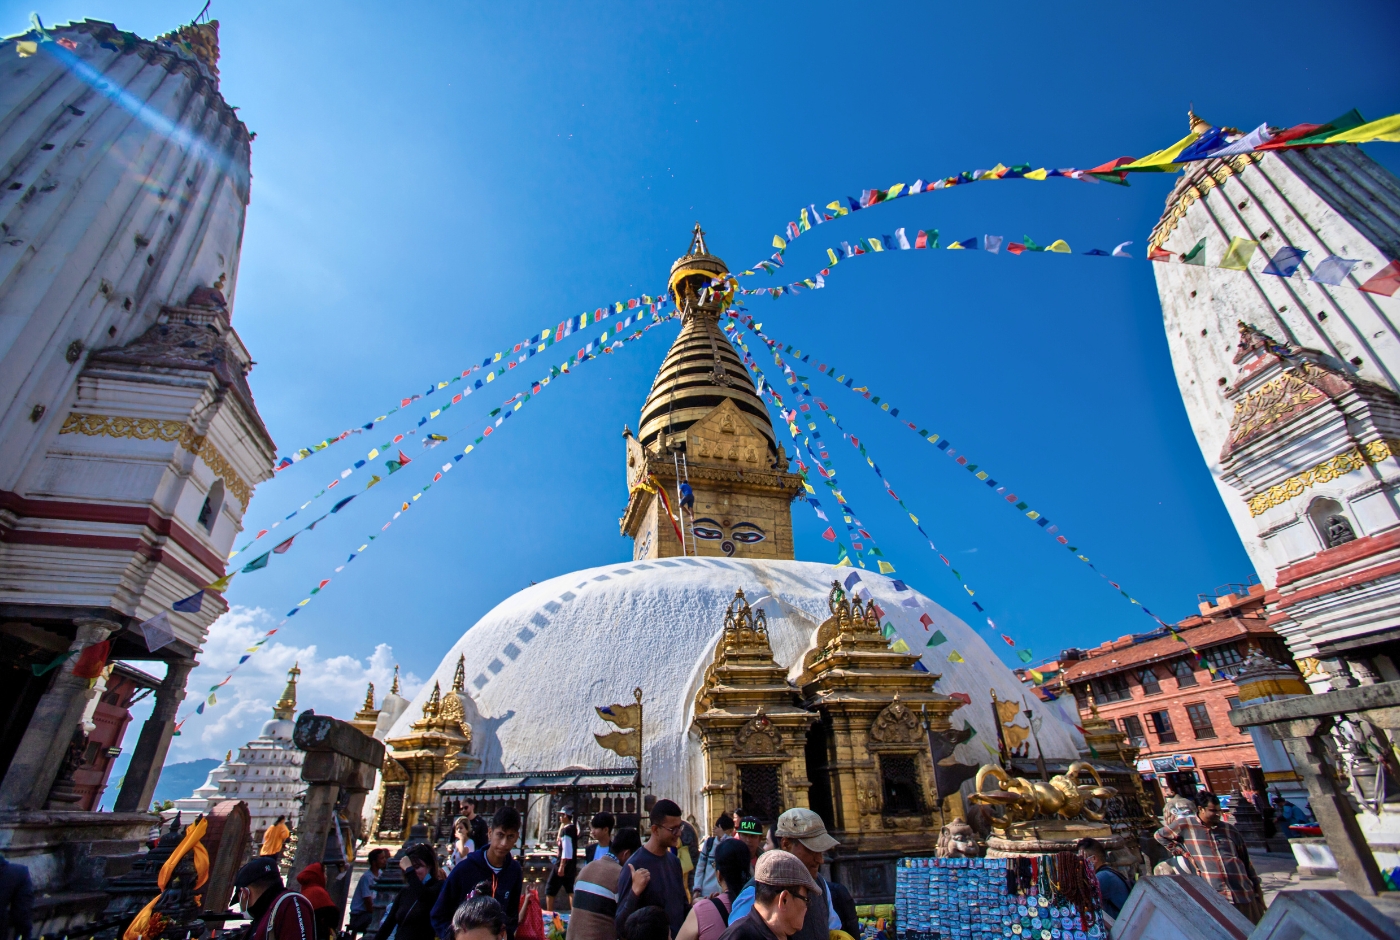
xmin=1118 ymin=131 xmax=1199 ymax=173
xmin=125 ymin=817 xmax=209 ymax=940
xmin=595 ymin=729 xmax=640 ymax=758
xmin=1220 ymin=237 xmax=1259 ymax=271
xmin=596 ymin=702 xmax=641 ymax=729
xmin=1326 ymin=114 xmax=1400 ymax=144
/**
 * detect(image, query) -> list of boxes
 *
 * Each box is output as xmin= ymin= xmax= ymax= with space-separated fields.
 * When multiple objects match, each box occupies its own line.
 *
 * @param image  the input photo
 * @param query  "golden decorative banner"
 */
xmin=1247 ymin=439 xmax=1400 ymax=517
xmin=60 ymin=412 xmax=251 ymax=507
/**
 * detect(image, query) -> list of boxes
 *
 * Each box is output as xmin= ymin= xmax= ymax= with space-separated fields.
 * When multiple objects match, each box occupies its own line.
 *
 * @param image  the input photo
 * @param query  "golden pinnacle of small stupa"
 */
xmin=451 ymin=654 xmax=466 ymax=693
xmin=390 ymin=664 xmax=401 ymax=695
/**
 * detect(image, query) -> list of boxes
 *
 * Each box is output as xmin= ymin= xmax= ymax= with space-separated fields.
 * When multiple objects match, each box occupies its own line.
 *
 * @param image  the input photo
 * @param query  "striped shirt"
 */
xmin=566 ymin=856 xmax=621 ymax=940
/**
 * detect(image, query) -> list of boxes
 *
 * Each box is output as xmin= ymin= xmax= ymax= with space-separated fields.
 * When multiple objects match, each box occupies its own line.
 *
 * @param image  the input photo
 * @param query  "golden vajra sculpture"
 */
xmin=968 ymin=761 xmax=1117 ymax=830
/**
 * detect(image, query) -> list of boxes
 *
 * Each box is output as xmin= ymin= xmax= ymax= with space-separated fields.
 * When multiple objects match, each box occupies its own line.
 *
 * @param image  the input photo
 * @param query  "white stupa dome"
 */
xmin=259 ymin=717 xmax=295 ymax=741
xmin=386 ymin=556 xmax=1082 ymax=808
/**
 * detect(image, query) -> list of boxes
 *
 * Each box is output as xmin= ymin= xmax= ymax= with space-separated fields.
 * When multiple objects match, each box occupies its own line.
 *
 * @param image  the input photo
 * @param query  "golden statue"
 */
xmin=968 ymin=761 xmax=1117 ymax=832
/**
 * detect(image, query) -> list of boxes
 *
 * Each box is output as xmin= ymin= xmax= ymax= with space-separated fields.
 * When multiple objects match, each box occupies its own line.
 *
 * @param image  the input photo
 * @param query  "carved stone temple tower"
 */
xmin=621 ymin=226 xmax=802 ymax=560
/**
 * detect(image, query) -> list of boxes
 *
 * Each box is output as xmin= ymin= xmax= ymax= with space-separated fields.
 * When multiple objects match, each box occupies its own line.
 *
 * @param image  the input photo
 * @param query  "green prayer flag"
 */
xmin=32 ymin=650 xmax=75 ymax=676
xmin=1023 ymin=236 xmax=1044 ymax=252
xmin=241 ymin=552 xmax=271 ymax=573
xmin=1181 ymin=238 xmax=1207 ymax=265
xmin=927 ymin=630 xmax=948 ymax=647
xmin=1017 ymin=649 xmax=1033 ymax=663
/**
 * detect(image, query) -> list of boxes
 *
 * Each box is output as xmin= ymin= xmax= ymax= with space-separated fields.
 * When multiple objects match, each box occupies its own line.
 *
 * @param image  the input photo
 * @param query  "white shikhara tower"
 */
xmin=1151 ymin=117 xmax=1400 ymax=690
xmin=202 ymin=665 xmax=307 ymax=841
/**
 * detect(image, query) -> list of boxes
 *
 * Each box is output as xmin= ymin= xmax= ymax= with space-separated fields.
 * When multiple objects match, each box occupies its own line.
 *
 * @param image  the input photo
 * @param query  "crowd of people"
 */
xmin=224 ymin=782 xmax=1317 ymax=940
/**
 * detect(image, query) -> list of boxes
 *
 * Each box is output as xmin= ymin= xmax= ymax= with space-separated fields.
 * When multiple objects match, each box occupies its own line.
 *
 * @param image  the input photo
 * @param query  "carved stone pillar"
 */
xmin=114 ymin=659 xmax=194 ymax=813
xmin=0 ymin=618 xmax=117 ymax=810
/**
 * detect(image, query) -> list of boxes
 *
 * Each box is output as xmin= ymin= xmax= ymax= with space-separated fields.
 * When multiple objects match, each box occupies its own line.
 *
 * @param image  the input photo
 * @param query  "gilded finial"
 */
xmin=422 ymin=681 xmax=442 ymax=719
xmin=272 ymin=662 xmax=300 ymax=720
xmin=1188 ymin=108 xmax=1213 ymax=135
xmin=390 ymin=664 xmax=400 ymax=695
xmin=451 ymin=654 xmax=466 ymax=694
xmin=362 ymin=683 xmax=376 ymax=711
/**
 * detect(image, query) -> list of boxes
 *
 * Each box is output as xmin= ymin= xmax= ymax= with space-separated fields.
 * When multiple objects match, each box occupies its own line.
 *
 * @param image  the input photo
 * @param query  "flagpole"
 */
xmin=990 ymin=688 xmax=1009 ymax=768
xmin=1024 ymin=695 xmax=1048 ymax=781
xmin=672 ymin=451 xmax=687 ymax=556
xmin=634 ymin=686 xmax=644 ymax=825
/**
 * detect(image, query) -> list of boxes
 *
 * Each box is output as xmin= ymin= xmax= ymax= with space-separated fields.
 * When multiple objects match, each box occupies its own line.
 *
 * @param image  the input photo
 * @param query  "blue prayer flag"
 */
xmin=173 ymin=590 xmax=204 ymax=613
xmin=1262 ymin=246 xmax=1308 ymax=278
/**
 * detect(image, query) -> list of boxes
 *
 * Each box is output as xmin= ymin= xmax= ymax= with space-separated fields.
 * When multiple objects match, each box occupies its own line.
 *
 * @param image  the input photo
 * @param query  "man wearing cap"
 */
xmin=545 ymin=808 xmax=579 ymax=913
xmin=728 ymin=810 xmax=855 ymax=940
xmin=232 ymin=855 xmax=317 ymax=940
xmin=736 ymin=818 xmax=764 ymax=863
xmin=716 ymin=850 xmax=818 ymax=940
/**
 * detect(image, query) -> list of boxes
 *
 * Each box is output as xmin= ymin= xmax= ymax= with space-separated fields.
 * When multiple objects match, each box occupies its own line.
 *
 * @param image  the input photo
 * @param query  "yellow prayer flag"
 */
xmin=1024 ymin=168 xmax=1048 ymax=180
xmin=868 ymin=238 xmax=884 ymax=252
xmin=486 ymin=372 xmax=494 ymax=382
xmin=887 ymin=183 xmax=905 ymax=198
xmin=773 ymin=235 xmax=787 ymax=250
xmin=836 ymin=556 xmax=853 ymax=567
xmin=827 ymin=248 xmax=839 ymax=265
xmin=890 ymin=638 xmax=910 ymax=653
xmin=430 ymin=409 xmax=440 ymax=418
xmin=878 ymin=561 xmax=896 ymax=574
xmin=948 ymin=651 xmax=965 ymax=663
xmin=947 ymin=242 xmax=965 ymax=250
xmin=1220 ymin=236 xmax=1259 ymax=271
xmin=1046 ymin=240 xmax=1071 ymax=253
xmin=367 ymin=448 xmax=379 ymax=460
xmin=1118 ymin=131 xmax=1199 ymax=173
xmin=908 ymin=513 xmax=919 ymax=525
xmin=1029 ymin=668 xmax=1045 ymax=683
xmin=16 ymin=41 xmax=37 ymax=57
xmin=204 ymin=574 xmax=235 ymax=593
xmin=401 ymin=502 xmax=409 ymax=511
xmin=1325 ymin=114 xmax=1400 ymax=144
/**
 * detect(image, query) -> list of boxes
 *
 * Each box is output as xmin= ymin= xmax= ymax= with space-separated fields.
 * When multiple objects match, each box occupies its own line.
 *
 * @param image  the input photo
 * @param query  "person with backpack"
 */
xmin=676 ymin=838 xmax=751 ymax=940
xmin=692 ymin=814 xmax=735 ymax=900
xmin=1075 ymin=839 xmax=1130 ymax=918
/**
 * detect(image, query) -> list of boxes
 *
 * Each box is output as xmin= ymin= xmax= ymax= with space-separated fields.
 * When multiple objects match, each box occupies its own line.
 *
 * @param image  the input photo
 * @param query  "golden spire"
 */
xmin=421 ymin=681 xmax=442 ymax=719
xmin=1188 ymin=108 xmax=1213 ymax=135
xmin=362 ymin=683 xmax=376 ymax=711
xmin=451 ymin=654 xmax=466 ymax=693
xmin=390 ymin=665 xmax=401 ymax=695
xmin=272 ymin=662 xmax=300 ymax=720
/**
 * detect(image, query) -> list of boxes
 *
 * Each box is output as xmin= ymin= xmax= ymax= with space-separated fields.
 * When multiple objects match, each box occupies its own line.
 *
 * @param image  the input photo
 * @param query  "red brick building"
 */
xmin=1042 ymin=581 xmax=1295 ymax=802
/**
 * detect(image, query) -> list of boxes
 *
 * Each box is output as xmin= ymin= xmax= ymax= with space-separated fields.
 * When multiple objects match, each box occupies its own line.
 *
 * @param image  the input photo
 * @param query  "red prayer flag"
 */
xmin=1086 ymin=156 xmax=1136 ymax=174
xmin=1007 ymin=243 xmax=1026 ymax=255
xmin=1256 ymin=123 xmax=1328 ymax=150
xmin=1359 ymin=260 xmax=1400 ymax=297
xmin=821 ymin=527 xmax=836 ymax=541
xmin=72 ymin=640 xmax=111 ymax=679
xmin=273 ymin=536 xmax=295 ymax=554
xmin=919 ymin=613 xmax=934 ymax=630
xmin=1001 ymin=634 xmax=1016 ymax=646
xmin=950 ymin=692 xmax=972 ymax=705
xmin=1149 ymin=246 xmax=1173 ymax=262
xmin=397 ymin=450 xmax=412 ymax=465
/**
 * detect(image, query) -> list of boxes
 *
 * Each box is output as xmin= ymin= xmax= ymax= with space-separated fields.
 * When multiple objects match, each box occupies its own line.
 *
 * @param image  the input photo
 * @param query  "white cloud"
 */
xmin=164 ymin=606 xmax=423 ymax=764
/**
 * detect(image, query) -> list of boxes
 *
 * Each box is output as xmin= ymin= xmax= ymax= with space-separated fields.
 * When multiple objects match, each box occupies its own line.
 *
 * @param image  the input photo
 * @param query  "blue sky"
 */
xmin=9 ymin=0 xmax=1398 ymax=770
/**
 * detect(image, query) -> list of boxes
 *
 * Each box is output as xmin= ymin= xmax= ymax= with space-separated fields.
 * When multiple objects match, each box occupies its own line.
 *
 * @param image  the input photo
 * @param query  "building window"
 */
xmin=1204 ymin=644 xmax=1242 ymax=676
xmin=1170 ymin=659 xmax=1198 ymax=689
xmin=1185 ymin=703 xmax=1216 ymax=739
xmin=1226 ymin=697 xmax=1241 ymax=710
xmin=197 ymin=479 xmax=225 ymax=533
xmin=1073 ymin=685 xmax=1090 ymax=711
xmin=879 ymin=754 xmax=925 ymax=816
xmin=1147 ymin=710 xmax=1177 ymax=744
xmin=1120 ymin=715 xmax=1148 ymax=749
xmin=1091 ymin=673 xmax=1132 ymax=704
xmin=739 ymin=764 xmax=783 ymax=822
xmin=1138 ymin=667 xmax=1162 ymax=695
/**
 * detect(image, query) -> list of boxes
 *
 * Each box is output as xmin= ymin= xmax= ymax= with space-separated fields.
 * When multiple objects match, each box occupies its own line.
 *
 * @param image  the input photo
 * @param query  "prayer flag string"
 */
xmin=230 ymin=305 xmax=672 ymax=561
xmin=172 ymin=311 xmax=680 ymax=727
xmin=725 ymin=318 xmax=1034 ymax=665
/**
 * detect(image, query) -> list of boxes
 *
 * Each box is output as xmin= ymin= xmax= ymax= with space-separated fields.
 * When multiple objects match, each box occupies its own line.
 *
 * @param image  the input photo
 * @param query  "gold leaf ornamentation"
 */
xmin=59 ymin=412 xmax=251 ymax=507
xmin=1246 ymin=440 xmax=1400 ymax=516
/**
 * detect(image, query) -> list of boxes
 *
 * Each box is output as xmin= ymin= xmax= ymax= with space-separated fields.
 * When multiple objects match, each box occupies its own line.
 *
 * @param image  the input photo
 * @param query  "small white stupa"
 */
xmin=198 ymin=664 xmax=308 ymax=840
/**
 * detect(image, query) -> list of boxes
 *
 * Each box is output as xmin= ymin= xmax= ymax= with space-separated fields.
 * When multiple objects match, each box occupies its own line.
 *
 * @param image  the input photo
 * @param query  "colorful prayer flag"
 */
xmin=241 ymin=552 xmax=271 ymax=573
xmin=1220 ymin=236 xmax=1259 ymax=271
xmin=947 ymin=650 xmax=965 ymax=663
xmin=1262 ymin=246 xmax=1307 ymax=277
xmin=173 ymin=591 xmax=204 ymax=614
xmin=1181 ymin=238 xmax=1207 ymax=265
xmin=1046 ymin=239 xmax=1071 ymax=253
xmin=927 ymin=630 xmax=947 ymax=647
xmin=1311 ymin=255 xmax=1360 ymax=285
xmin=1359 ymin=260 xmax=1400 ymax=297
xmin=1017 ymin=649 xmax=1033 ymax=663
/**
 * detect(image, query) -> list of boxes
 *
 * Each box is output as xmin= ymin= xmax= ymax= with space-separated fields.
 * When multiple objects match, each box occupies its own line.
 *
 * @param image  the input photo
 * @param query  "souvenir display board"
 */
xmin=895 ymin=856 xmax=1107 ymax=940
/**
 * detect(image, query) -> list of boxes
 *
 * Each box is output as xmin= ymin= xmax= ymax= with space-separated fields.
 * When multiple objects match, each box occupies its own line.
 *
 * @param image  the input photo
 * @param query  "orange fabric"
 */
xmin=261 ymin=821 xmax=291 ymax=856
xmin=124 ymin=818 xmax=209 ymax=940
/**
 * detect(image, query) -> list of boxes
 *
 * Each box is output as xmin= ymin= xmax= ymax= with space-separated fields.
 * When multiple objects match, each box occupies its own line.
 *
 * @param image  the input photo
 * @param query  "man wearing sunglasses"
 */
xmin=716 ymin=850 xmax=820 ymax=940
xmin=616 ymin=799 xmax=690 ymax=938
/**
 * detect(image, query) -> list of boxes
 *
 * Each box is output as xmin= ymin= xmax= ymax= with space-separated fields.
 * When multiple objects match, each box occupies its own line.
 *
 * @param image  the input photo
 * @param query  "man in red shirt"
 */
xmin=233 ymin=856 xmax=317 ymax=940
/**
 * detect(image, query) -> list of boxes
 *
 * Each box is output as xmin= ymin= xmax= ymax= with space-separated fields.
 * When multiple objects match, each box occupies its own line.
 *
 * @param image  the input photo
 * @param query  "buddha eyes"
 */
xmin=732 ymin=530 xmax=765 ymax=543
xmin=693 ymin=526 xmax=724 ymax=540
xmin=690 ymin=521 xmax=766 ymax=543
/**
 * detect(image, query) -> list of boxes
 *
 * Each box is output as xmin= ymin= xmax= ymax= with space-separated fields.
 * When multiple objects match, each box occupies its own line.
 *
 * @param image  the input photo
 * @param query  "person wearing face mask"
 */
xmin=232 ymin=856 xmax=317 ymax=940
xmin=376 ymin=845 xmax=446 ymax=940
